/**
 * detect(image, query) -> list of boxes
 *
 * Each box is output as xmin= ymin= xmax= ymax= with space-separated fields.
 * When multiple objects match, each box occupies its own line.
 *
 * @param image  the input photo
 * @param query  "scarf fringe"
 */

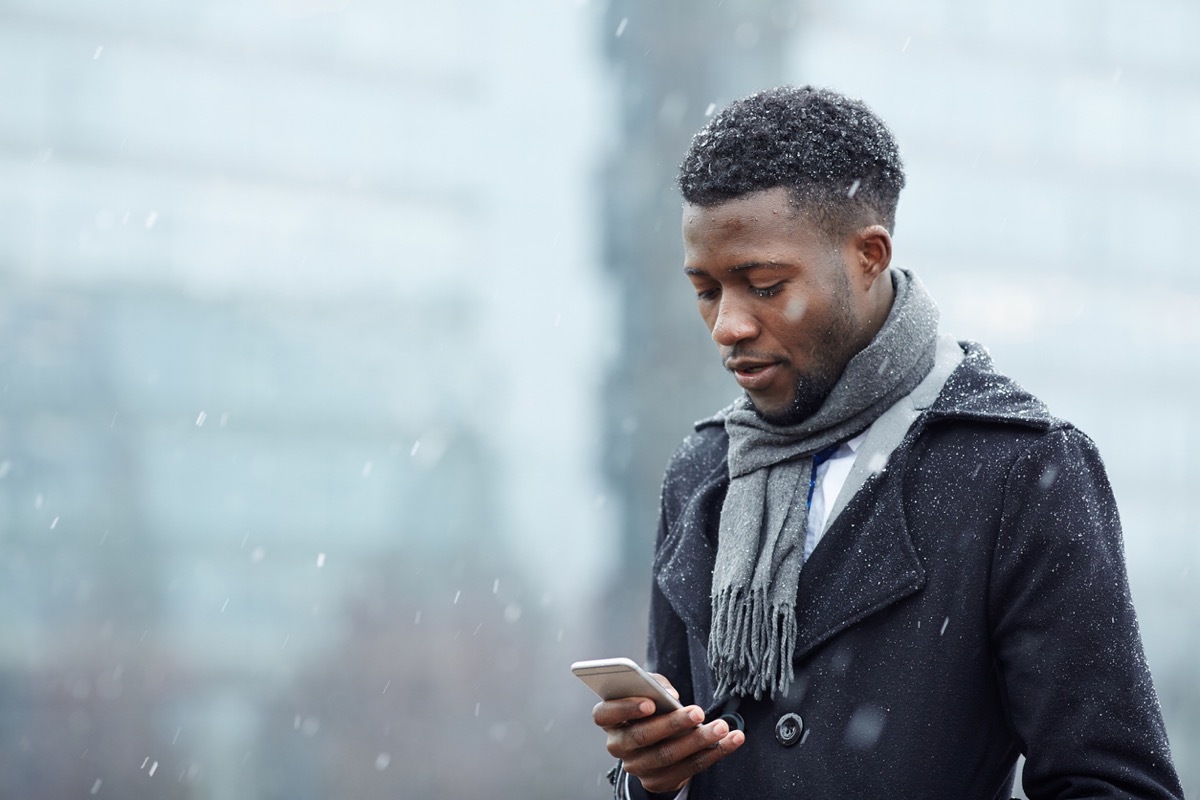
xmin=708 ymin=585 xmax=796 ymax=700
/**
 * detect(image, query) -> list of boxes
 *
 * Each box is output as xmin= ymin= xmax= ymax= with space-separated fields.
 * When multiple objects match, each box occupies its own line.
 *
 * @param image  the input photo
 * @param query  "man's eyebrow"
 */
xmin=684 ymin=261 xmax=789 ymax=276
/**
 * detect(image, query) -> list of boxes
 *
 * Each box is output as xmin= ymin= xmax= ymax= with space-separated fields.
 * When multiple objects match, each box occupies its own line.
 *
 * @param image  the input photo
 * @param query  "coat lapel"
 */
xmin=792 ymin=465 xmax=926 ymax=662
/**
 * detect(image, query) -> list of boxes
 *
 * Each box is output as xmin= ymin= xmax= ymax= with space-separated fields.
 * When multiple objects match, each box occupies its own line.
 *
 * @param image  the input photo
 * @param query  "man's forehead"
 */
xmin=684 ymin=191 xmax=827 ymax=239
xmin=682 ymin=191 xmax=820 ymax=247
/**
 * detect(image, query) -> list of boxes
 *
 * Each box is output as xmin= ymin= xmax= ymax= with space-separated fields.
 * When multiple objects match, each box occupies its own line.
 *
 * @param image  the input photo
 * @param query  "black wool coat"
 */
xmin=631 ymin=343 xmax=1183 ymax=800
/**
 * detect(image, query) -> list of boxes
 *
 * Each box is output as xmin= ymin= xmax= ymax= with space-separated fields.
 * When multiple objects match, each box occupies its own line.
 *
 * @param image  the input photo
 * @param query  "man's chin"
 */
xmin=745 ymin=384 xmax=829 ymax=427
xmin=746 ymin=398 xmax=805 ymax=427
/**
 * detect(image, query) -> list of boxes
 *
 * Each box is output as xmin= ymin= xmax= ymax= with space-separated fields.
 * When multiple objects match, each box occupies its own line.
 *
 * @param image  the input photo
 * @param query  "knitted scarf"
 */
xmin=706 ymin=267 xmax=939 ymax=700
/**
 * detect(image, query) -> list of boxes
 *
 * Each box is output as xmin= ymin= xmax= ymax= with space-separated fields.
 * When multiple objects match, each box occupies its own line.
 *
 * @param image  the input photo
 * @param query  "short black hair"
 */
xmin=678 ymin=86 xmax=905 ymax=238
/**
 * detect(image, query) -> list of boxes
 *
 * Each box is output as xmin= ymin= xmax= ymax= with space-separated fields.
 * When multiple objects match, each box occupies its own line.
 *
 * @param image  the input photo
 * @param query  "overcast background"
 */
xmin=0 ymin=1 xmax=1196 ymax=797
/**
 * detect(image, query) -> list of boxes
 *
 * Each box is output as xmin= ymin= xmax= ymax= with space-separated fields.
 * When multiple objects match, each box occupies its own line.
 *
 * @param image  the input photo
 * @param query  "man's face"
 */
xmin=682 ymin=188 xmax=872 ymax=425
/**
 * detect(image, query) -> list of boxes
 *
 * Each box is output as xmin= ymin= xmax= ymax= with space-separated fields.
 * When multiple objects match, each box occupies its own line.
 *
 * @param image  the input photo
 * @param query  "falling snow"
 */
xmin=2 ymin=10 xmax=1193 ymax=800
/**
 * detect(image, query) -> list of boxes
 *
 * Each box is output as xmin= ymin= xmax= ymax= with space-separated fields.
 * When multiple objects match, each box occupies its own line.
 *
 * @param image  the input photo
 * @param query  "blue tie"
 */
xmin=806 ymin=444 xmax=842 ymax=509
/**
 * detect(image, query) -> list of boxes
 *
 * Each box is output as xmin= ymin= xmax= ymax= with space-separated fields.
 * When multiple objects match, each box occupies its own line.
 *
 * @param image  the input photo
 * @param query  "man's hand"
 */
xmin=592 ymin=673 xmax=745 ymax=794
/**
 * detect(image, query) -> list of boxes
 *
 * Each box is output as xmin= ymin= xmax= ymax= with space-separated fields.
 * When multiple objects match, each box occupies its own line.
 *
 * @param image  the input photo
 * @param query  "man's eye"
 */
xmin=751 ymin=283 xmax=783 ymax=298
xmin=696 ymin=287 xmax=718 ymax=301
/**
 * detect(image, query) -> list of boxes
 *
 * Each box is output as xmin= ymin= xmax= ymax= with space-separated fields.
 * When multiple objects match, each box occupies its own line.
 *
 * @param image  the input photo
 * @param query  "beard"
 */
xmin=746 ymin=361 xmax=843 ymax=426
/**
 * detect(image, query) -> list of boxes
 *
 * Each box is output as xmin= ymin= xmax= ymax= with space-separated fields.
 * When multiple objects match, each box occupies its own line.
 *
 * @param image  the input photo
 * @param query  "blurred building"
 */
xmin=0 ymin=1 xmax=614 ymax=797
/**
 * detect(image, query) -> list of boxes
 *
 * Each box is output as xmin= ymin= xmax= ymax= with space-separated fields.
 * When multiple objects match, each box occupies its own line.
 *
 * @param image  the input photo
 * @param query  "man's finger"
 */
xmin=621 ymin=716 xmax=727 ymax=772
xmin=592 ymin=697 xmax=655 ymax=728
xmin=650 ymin=673 xmax=681 ymax=700
xmin=604 ymin=706 xmax=704 ymax=759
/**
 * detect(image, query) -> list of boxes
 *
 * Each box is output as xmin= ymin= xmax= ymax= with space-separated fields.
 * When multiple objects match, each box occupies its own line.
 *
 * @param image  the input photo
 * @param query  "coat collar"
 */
xmin=654 ymin=340 xmax=1059 ymax=656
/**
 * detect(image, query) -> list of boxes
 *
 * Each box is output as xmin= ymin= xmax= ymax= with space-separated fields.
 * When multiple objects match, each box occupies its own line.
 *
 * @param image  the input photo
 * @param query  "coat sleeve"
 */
xmin=625 ymin=452 xmax=701 ymax=800
xmin=645 ymin=491 xmax=695 ymax=707
xmin=988 ymin=427 xmax=1183 ymax=799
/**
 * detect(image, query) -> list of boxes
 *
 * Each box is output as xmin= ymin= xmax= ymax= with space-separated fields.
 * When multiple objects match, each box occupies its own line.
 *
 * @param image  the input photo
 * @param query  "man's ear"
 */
xmin=855 ymin=225 xmax=892 ymax=288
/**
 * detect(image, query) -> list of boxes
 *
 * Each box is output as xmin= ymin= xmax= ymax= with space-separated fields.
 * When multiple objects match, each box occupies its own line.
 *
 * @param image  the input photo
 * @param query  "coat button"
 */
xmin=775 ymin=712 xmax=804 ymax=746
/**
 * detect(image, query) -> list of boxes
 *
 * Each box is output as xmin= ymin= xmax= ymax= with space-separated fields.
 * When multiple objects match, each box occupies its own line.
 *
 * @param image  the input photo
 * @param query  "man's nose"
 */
xmin=711 ymin=296 xmax=758 ymax=346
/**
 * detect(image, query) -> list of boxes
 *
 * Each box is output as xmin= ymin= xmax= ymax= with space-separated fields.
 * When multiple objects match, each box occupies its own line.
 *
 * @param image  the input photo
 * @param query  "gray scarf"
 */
xmin=706 ymin=268 xmax=940 ymax=700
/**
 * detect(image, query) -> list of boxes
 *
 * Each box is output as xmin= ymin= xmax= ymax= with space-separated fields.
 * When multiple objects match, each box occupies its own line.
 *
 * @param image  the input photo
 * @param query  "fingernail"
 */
xmin=730 ymin=730 xmax=745 ymax=745
xmin=688 ymin=707 xmax=704 ymax=724
xmin=639 ymin=700 xmax=655 ymax=715
xmin=713 ymin=720 xmax=729 ymax=737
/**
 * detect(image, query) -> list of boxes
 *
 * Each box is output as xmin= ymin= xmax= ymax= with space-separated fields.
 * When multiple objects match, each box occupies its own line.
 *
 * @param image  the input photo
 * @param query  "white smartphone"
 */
xmin=571 ymin=657 xmax=683 ymax=715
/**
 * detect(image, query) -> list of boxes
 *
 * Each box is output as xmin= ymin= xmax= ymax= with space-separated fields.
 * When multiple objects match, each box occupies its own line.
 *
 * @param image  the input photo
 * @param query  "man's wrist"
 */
xmin=609 ymin=762 xmax=685 ymax=800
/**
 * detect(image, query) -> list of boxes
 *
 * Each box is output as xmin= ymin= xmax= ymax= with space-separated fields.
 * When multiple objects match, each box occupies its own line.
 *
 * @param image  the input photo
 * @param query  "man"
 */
xmin=591 ymin=86 xmax=1183 ymax=799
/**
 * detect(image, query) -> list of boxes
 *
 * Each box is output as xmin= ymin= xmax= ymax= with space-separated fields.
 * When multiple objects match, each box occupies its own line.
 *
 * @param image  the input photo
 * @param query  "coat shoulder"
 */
xmin=929 ymin=340 xmax=1064 ymax=430
xmin=913 ymin=341 xmax=1088 ymax=493
xmin=661 ymin=423 xmax=729 ymax=520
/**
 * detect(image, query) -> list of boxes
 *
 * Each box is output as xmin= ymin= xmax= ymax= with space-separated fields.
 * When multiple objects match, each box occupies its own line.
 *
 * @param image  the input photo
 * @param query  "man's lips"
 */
xmin=725 ymin=358 xmax=783 ymax=391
